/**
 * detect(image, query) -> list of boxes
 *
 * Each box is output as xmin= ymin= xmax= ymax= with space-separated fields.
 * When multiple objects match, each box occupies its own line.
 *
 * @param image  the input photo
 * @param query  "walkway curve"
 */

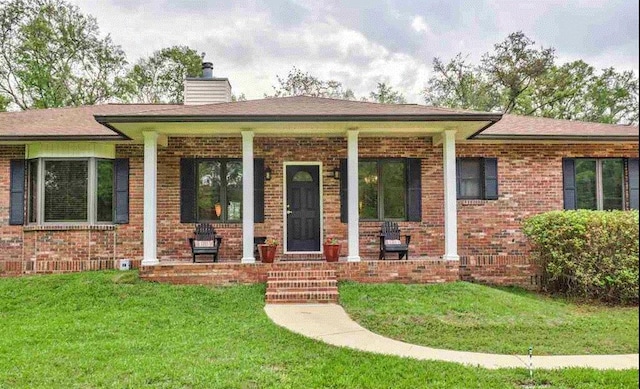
xmin=265 ymin=303 xmax=639 ymax=370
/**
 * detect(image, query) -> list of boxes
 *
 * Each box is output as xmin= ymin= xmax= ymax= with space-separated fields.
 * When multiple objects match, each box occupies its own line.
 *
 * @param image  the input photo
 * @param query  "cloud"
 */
xmin=69 ymin=0 xmax=638 ymax=104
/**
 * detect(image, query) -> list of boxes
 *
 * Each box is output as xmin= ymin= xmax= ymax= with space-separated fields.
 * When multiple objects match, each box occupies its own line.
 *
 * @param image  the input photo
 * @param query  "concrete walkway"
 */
xmin=265 ymin=303 xmax=639 ymax=370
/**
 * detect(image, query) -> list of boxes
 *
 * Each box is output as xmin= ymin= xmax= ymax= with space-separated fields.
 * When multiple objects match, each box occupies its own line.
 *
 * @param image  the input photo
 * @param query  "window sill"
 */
xmin=459 ymin=199 xmax=489 ymax=206
xmin=23 ymin=224 xmax=116 ymax=232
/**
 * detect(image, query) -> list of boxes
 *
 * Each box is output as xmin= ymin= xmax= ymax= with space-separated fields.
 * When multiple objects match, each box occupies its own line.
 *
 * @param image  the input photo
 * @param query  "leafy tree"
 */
xmin=0 ymin=94 xmax=9 ymax=111
xmin=266 ymin=67 xmax=355 ymax=99
xmin=124 ymin=46 xmax=202 ymax=104
xmin=0 ymin=0 xmax=128 ymax=109
xmin=424 ymin=54 xmax=499 ymax=111
xmin=481 ymin=31 xmax=555 ymax=113
xmin=424 ymin=31 xmax=639 ymax=125
xmin=231 ymin=93 xmax=247 ymax=102
xmin=582 ymin=68 xmax=639 ymax=125
xmin=368 ymin=82 xmax=406 ymax=104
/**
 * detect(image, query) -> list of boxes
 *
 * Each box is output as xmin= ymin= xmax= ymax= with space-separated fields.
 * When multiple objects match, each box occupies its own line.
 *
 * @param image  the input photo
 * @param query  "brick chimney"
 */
xmin=183 ymin=62 xmax=232 ymax=105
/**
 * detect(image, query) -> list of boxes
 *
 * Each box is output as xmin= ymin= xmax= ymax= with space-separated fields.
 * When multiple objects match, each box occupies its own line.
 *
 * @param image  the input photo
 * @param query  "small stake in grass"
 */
xmin=528 ymin=345 xmax=533 ymax=380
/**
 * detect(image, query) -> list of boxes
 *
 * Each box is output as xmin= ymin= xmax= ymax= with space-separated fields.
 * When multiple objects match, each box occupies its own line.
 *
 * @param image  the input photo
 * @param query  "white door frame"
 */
xmin=282 ymin=161 xmax=324 ymax=254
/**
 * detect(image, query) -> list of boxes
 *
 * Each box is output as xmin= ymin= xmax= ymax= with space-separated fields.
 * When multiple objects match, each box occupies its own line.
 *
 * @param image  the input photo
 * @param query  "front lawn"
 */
xmin=0 ymin=272 xmax=637 ymax=388
xmin=340 ymin=282 xmax=639 ymax=355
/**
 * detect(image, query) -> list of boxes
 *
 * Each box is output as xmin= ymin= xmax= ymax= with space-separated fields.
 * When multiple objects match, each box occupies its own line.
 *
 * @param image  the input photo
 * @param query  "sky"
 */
xmin=69 ymin=0 xmax=639 ymax=103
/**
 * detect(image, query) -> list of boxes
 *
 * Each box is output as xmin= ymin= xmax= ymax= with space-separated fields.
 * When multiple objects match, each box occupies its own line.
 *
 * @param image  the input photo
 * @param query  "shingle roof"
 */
xmin=117 ymin=95 xmax=477 ymax=117
xmin=478 ymin=114 xmax=638 ymax=139
xmin=1 ymin=96 xmax=637 ymax=141
xmin=0 ymin=104 xmax=180 ymax=139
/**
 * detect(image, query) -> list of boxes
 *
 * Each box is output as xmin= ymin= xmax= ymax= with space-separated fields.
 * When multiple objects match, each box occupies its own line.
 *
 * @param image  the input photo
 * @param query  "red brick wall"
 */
xmin=1 ymin=138 xmax=638 ymax=287
xmin=457 ymin=143 xmax=639 ymax=257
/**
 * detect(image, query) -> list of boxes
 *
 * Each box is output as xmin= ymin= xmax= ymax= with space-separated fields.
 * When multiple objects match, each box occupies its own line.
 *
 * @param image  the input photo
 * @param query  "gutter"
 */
xmin=94 ymin=113 xmax=504 ymax=124
xmin=0 ymin=134 xmax=126 ymax=141
xmin=471 ymin=134 xmax=639 ymax=142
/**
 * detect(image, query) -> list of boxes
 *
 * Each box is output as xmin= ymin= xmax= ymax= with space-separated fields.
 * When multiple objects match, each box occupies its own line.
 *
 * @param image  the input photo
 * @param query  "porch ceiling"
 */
xmin=102 ymin=120 xmax=493 ymax=143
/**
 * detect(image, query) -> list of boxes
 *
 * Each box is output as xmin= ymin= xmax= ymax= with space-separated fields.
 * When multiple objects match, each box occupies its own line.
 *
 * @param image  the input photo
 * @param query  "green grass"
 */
xmin=340 ymin=281 xmax=639 ymax=355
xmin=0 ymin=272 xmax=636 ymax=388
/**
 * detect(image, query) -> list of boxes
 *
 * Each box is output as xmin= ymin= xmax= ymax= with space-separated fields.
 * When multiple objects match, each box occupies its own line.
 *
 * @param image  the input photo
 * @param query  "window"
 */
xmin=28 ymin=158 xmax=115 ymax=223
xmin=358 ymin=159 xmax=406 ymax=220
xmin=456 ymin=158 xmax=498 ymax=200
xmin=574 ymin=158 xmax=624 ymax=210
xmin=196 ymin=159 xmax=242 ymax=222
xmin=458 ymin=158 xmax=482 ymax=199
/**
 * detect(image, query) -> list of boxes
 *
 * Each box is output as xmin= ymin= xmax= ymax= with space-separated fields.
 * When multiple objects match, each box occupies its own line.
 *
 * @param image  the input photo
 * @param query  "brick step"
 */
xmin=267 ymin=279 xmax=337 ymax=289
xmin=265 ymin=290 xmax=339 ymax=304
xmin=266 ymin=269 xmax=339 ymax=303
xmin=267 ymin=269 xmax=336 ymax=280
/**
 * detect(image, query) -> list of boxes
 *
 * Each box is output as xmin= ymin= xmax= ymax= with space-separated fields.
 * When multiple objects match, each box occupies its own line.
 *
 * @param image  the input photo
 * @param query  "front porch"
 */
xmin=139 ymin=258 xmax=460 ymax=285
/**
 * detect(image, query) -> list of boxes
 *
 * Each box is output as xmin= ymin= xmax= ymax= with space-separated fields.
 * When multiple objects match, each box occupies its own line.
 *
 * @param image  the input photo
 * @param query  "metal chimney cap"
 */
xmin=202 ymin=62 xmax=214 ymax=78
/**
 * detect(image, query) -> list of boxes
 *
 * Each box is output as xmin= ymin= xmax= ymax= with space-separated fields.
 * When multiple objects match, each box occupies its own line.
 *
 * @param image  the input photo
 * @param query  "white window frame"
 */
xmin=28 ymin=157 xmax=114 ymax=225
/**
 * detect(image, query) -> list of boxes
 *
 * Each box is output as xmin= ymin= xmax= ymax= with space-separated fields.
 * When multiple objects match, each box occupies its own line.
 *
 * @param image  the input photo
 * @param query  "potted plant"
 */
xmin=323 ymin=236 xmax=341 ymax=262
xmin=259 ymin=238 xmax=278 ymax=263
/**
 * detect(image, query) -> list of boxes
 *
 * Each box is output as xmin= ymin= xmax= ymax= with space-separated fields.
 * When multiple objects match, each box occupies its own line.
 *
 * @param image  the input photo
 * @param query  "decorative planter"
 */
xmin=323 ymin=244 xmax=341 ymax=262
xmin=259 ymin=244 xmax=277 ymax=263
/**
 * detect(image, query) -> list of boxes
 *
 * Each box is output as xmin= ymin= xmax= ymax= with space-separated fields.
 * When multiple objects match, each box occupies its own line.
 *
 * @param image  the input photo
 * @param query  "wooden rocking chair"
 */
xmin=188 ymin=223 xmax=222 ymax=263
xmin=379 ymin=221 xmax=411 ymax=260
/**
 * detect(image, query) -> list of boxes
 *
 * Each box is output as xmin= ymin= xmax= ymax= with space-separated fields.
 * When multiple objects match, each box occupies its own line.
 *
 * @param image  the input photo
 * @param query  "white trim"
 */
xmin=347 ymin=129 xmax=360 ymax=262
xmin=443 ymin=130 xmax=459 ymax=261
xmin=241 ymin=130 xmax=255 ymax=263
xmin=142 ymin=130 xmax=159 ymax=266
xmin=282 ymin=161 xmax=324 ymax=254
xmin=27 ymin=142 xmax=115 ymax=159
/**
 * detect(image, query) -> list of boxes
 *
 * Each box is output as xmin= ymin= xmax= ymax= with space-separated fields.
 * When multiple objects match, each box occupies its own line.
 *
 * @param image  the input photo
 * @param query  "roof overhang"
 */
xmin=94 ymin=113 xmax=502 ymax=142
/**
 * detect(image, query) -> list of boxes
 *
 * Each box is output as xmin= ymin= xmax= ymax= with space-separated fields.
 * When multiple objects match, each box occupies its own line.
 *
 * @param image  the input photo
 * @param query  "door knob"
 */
xmin=286 ymin=204 xmax=293 ymax=215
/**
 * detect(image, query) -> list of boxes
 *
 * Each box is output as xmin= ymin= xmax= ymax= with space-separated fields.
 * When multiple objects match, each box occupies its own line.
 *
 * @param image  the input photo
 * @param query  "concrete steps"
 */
xmin=266 ymin=269 xmax=339 ymax=304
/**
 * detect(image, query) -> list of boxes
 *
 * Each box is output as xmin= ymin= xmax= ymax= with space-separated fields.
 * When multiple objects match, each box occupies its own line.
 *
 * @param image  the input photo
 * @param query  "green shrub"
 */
xmin=523 ymin=210 xmax=639 ymax=304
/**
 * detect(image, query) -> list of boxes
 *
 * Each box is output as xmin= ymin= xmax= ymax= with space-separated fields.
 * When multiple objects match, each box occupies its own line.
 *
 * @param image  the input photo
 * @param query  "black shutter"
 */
xmin=339 ymin=159 xmax=348 ymax=223
xmin=254 ymin=158 xmax=265 ymax=222
xmin=114 ymin=158 xmax=129 ymax=224
xmin=406 ymin=158 xmax=422 ymax=221
xmin=455 ymin=158 xmax=461 ymax=200
xmin=483 ymin=158 xmax=498 ymax=200
xmin=9 ymin=160 xmax=25 ymax=225
xmin=562 ymin=158 xmax=577 ymax=210
xmin=180 ymin=158 xmax=197 ymax=223
xmin=628 ymin=158 xmax=639 ymax=210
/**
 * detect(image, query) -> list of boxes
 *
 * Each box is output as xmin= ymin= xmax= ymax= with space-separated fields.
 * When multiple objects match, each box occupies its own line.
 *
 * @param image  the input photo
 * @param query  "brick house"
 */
xmin=1 ymin=64 xmax=638 ymax=287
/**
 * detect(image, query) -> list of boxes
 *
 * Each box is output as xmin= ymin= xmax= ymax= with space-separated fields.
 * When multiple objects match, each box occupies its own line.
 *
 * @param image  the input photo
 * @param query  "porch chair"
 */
xmin=189 ymin=223 xmax=223 ymax=263
xmin=379 ymin=221 xmax=411 ymax=260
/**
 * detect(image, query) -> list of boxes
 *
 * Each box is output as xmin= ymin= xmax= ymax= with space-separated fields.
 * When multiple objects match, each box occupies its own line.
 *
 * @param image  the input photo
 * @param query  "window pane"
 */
xmin=197 ymin=161 xmax=221 ymax=221
xmin=96 ymin=160 xmax=114 ymax=222
xmin=460 ymin=159 xmax=482 ymax=198
xmin=358 ymin=161 xmax=378 ymax=219
xmin=381 ymin=161 xmax=406 ymax=219
xmin=226 ymin=161 xmax=243 ymax=221
xmin=575 ymin=159 xmax=597 ymax=210
xmin=602 ymin=159 xmax=624 ymax=210
xmin=44 ymin=160 xmax=88 ymax=222
xmin=28 ymin=160 xmax=38 ymax=223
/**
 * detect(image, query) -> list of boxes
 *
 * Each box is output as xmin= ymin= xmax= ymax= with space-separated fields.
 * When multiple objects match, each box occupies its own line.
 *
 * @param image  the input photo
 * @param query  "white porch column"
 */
xmin=142 ymin=130 xmax=159 ymax=265
xmin=443 ymin=130 xmax=459 ymax=260
xmin=241 ymin=130 xmax=255 ymax=263
xmin=347 ymin=129 xmax=360 ymax=262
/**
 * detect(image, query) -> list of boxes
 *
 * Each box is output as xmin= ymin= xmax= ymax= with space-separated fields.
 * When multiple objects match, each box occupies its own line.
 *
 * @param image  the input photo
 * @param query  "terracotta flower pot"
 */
xmin=259 ymin=244 xmax=277 ymax=263
xmin=323 ymin=244 xmax=340 ymax=262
